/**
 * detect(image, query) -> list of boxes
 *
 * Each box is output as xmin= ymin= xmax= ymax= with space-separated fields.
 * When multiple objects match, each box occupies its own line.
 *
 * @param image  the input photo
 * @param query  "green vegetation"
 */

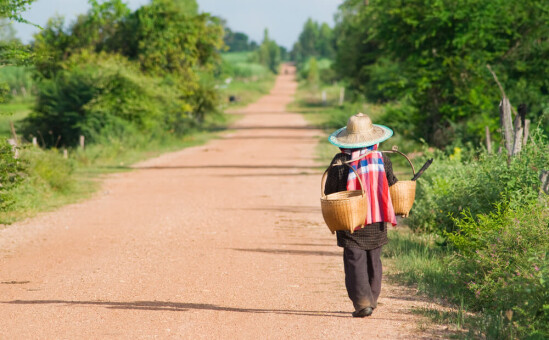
xmin=291 ymin=18 xmax=335 ymax=65
xmin=292 ymin=62 xmax=548 ymax=337
xmin=253 ymin=29 xmax=282 ymax=74
xmin=223 ymin=27 xmax=257 ymax=52
xmin=219 ymin=51 xmax=275 ymax=108
xmin=332 ymin=0 xmax=549 ymax=147
xmin=0 ymin=0 xmax=278 ymax=224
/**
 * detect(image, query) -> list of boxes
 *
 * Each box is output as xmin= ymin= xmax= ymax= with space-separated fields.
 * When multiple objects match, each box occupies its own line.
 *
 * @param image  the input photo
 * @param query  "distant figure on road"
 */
xmin=324 ymin=113 xmax=398 ymax=318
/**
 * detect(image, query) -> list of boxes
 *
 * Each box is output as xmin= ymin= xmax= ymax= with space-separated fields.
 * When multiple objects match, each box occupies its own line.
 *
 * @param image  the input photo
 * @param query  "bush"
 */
xmin=22 ymin=53 xmax=197 ymax=147
xmin=0 ymin=139 xmax=26 ymax=209
xmin=408 ymin=131 xmax=549 ymax=234
xmin=448 ymin=200 xmax=549 ymax=338
xmin=21 ymin=147 xmax=75 ymax=193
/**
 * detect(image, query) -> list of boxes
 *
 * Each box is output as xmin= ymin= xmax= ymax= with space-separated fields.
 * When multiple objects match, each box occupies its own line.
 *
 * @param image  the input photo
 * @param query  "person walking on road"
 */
xmin=324 ymin=113 xmax=398 ymax=318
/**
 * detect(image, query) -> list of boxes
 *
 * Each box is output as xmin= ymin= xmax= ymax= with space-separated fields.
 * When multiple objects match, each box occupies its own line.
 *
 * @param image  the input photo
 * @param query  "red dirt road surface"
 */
xmin=0 ymin=65 xmax=446 ymax=339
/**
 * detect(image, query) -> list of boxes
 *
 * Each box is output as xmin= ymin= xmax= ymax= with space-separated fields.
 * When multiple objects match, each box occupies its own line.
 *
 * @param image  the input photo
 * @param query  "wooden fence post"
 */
xmin=339 ymin=87 xmax=345 ymax=106
xmin=485 ymin=126 xmax=492 ymax=153
xmin=63 ymin=149 xmax=68 ymax=159
xmin=32 ymin=137 xmax=38 ymax=147
xmin=499 ymin=98 xmax=514 ymax=156
xmin=7 ymin=139 xmax=18 ymax=158
xmin=79 ymin=135 xmax=85 ymax=150
xmin=540 ymin=170 xmax=549 ymax=196
xmin=322 ymin=91 xmax=327 ymax=106
xmin=523 ymin=119 xmax=530 ymax=146
xmin=512 ymin=115 xmax=523 ymax=156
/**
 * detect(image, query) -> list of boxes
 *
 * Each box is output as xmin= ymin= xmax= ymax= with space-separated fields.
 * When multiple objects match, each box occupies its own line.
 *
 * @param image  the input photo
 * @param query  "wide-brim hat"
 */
xmin=329 ymin=113 xmax=393 ymax=149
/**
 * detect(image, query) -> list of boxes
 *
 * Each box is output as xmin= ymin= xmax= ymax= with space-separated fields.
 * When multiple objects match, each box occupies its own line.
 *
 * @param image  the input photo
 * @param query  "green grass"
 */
xmin=220 ymin=74 xmax=276 ymax=110
xmin=384 ymin=228 xmax=522 ymax=339
xmin=221 ymin=51 xmax=254 ymax=64
xmin=0 ymin=114 xmax=239 ymax=225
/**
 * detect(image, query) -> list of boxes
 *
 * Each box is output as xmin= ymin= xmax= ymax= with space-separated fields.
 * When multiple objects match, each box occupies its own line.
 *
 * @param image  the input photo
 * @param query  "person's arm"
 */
xmin=382 ymin=154 xmax=398 ymax=186
xmin=324 ymin=153 xmax=351 ymax=195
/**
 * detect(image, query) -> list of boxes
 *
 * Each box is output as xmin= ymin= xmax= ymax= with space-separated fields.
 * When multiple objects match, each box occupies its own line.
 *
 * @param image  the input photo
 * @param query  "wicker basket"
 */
xmin=320 ymin=163 xmax=368 ymax=234
xmin=382 ymin=148 xmax=417 ymax=217
xmin=389 ymin=181 xmax=416 ymax=217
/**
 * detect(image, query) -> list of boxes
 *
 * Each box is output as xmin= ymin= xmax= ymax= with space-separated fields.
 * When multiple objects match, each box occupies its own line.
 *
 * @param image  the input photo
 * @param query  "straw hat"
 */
xmin=329 ymin=113 xmax=393 ymax=148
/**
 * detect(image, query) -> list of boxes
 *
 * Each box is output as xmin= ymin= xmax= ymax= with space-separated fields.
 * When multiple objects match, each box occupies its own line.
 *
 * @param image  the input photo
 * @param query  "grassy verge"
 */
xmin=220 ymin=52 xmax=276 ymax=109
xmin=0 ymin=115 xmax=236 ymax=225
xmin=220 ymin=74 xmax=275 ymax=110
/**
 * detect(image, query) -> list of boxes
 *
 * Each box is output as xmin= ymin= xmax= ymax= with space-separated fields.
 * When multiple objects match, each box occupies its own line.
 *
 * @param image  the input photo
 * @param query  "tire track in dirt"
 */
xmin=0 ymin=64 xmax=448 ymax=339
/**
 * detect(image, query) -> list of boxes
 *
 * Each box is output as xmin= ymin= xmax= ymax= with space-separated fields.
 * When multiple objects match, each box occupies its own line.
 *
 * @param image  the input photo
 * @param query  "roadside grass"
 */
xmin=0 ymin=109 xmax=240 ymax=225
xmin=220 ymin=52 xmax=276 ymax=109
xmin=385 ymin=228 xmax=521 ymax=339
xmin=220 ymin=74 xmax=275 ymax=110
xmin=0 ymin=55 xmax=275 ymax=225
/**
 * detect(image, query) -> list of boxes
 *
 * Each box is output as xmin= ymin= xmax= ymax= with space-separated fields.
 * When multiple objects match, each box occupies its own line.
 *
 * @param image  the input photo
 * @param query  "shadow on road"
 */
xmin=3 ymin=300 xmax=349 ymax=318
xmin=232 ymin=248 xmax=340 ymax=257
xmin=116 ymin=165 xmax=323 ymax=171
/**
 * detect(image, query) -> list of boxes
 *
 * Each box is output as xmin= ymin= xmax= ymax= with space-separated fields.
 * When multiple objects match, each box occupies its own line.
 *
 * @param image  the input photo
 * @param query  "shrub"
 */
xmin=21 ymin=147 xmax=75 ymax=193
xmin=408 ymin=131 xmax=549 ymax=234
xmin=448 ymin=200 xmax=549 ymax=338
xmin=22 ymin=53 xmax=196 ymax=147
xmin=0 ymin=139 xmax=26 ymax=210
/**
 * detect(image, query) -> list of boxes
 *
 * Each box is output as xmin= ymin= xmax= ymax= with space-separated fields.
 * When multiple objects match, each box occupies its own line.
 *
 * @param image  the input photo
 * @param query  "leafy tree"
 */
xmin=334 ymin=0 xmax=549 ymax=146
xmin=0 ymin=0 xmax=35 ymax=209
xmin=291 ymin=18 xmax=335 ymax=64
xmin=306 ymin=56 xmax=319 ymax=89
xmin=224 ymin=27 xmax=255 ymax=52
xmin=26 ymin=0 xmax=225 ymax=146
xmin=256 ymin=29 xmax=281 ymax=74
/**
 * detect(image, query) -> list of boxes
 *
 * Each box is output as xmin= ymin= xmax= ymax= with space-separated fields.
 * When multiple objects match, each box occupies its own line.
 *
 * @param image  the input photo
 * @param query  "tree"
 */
xmin=256 ymin=29 xmax=281 ymax=74
xmin=333 ymin=0 xmax=549 ymax=146
xmin=224 ymin=27 xmax=254 ymax=52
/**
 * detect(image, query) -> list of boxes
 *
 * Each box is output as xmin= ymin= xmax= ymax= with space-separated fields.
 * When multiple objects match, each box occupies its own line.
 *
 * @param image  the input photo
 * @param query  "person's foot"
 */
xmin=352 ymin=307 xmax=373 ymax=318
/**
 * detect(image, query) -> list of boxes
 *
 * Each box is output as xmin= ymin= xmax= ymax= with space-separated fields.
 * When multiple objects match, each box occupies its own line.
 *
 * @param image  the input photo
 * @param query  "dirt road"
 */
xmin=0 ymin=65 xmax=443 ymax=339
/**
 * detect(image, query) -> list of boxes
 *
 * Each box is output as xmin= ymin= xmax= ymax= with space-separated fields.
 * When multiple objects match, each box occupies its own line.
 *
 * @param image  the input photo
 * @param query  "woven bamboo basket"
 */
xmin=320 ymin=163 xmax=368 ymax=234
xmin=382 ymin=149 xmax=417 ymax=217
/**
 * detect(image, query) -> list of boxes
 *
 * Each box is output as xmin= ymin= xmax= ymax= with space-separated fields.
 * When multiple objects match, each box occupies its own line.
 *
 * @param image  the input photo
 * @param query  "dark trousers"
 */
xmin=343 ymin=246 xmax=383 ymax=311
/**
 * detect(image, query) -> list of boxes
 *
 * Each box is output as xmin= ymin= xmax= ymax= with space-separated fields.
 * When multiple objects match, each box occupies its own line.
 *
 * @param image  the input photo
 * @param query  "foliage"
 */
xmin=223 ymin=27 xmax=257 ymax=52
xmin=23 ymin=52 xmax=200 ymax=147
xmin=26 ymin=0 xmax=225 ymax=148
xmin=0 ymin=65 xmax=34 ymax=97
xmin=447 ymin=200 xmax=549 ymax=338
xmin=21 ymin=146 xmax=74 ymax=193
xmin=333 ymin=0 xmax=549 ymax=146
xmin=0 ymin=139 xmax=25 ymax=209
xmin=408 ymin=131 xmax=549 ymax=234
xmin=291 ymin=18 xmax=335 ymax=65
xmin=0 ymin=1 xmax=35 ymax=105
xmin=221 ymin=52 xmax=271 ymax=79
xmin=0 ymin=0 xmax=36 ymax=24
xmin=305 ymin=57 xmax=319 ymax=89
xmin=298 ymin=57 xmax=336 ymax=86
xmin=253 ymin=29 xmax=281 ymax=74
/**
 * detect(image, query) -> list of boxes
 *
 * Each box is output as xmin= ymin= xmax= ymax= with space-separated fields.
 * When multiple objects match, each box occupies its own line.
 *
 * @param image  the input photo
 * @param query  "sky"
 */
xmin=12 ymin=0 xmax=343 ymax=49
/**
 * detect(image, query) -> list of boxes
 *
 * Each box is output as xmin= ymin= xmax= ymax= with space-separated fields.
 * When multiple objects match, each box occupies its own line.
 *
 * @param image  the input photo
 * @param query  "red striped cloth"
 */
xmin=342 ymin=145 xmax=397 ymax=229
